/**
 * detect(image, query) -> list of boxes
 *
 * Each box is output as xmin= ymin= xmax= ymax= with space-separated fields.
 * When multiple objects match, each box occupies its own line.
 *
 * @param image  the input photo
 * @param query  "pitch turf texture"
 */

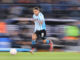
xmin=0 ymin=52 xmax=80 ymax=60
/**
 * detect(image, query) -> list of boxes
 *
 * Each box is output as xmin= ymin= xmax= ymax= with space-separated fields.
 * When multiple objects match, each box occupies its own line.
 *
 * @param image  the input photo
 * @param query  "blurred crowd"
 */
xmin=0 ymin=0 xmax=80 ymax=19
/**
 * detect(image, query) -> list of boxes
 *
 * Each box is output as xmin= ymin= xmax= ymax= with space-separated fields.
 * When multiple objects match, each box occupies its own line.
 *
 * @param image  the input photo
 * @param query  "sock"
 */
xmin=32 ymin=40 xmax=36 ymax=48
xmin=32 ymin=40 xmax=36 ymax=45
xmin=46 ymin=40 xmax=50 ymax=44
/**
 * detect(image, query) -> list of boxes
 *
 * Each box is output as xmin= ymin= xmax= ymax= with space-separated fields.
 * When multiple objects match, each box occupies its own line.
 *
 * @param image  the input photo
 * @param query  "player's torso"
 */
xmin=33 ymin=13 xmax=46 ymax=31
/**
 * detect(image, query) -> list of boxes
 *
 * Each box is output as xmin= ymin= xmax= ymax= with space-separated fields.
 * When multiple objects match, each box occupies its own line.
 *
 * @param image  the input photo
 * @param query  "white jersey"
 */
xmin=33 ymin=12 xmax=46 ymax=32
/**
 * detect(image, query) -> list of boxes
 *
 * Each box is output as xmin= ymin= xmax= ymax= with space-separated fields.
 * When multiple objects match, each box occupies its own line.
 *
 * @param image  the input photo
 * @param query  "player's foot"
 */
xmin=30 ymin=50 xmax=34 ymax=54
xmin=49 ymin=40 xmax=53 ymax=52
xmin=30 ymin=48 xmax=35 ymax=54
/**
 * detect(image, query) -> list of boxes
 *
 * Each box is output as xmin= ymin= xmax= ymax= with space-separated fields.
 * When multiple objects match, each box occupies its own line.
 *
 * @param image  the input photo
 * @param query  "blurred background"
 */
xmin=0 ymin=0 xmax=80 ymax=52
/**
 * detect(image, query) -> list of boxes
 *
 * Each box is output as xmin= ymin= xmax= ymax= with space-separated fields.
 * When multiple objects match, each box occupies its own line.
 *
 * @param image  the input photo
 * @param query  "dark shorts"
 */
xmin=35 ymin=30 xmax=46 ymax=40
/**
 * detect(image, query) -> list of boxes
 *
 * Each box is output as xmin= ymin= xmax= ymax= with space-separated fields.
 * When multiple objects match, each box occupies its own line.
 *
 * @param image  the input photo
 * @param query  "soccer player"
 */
xmin=30 ymin=7 xmax=53 ymax=53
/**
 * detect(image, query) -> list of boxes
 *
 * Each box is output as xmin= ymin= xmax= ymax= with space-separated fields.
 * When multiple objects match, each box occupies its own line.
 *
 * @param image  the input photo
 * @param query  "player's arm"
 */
xmin=38 ymin=13 xmax=45 ymax=25
xmin=39 ymin=20 xmax=43 ymax=25
xmin=32 ymin=18 xmax=43 ymax=25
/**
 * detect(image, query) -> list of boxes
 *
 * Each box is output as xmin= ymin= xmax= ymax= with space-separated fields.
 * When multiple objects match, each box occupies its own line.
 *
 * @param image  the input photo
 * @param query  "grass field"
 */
xmin=0 ymin=52 xmax=80 ymax=60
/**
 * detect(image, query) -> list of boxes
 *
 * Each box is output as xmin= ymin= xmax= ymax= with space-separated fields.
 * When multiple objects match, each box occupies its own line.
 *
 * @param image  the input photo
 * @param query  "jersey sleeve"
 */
xmin=39 ymin=13 xmax=45 ymax=21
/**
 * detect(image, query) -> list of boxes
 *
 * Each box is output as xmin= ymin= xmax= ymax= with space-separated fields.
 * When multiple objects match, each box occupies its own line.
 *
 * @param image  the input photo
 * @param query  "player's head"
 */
xmin=33 ymin=7 xmax=40 ymax=16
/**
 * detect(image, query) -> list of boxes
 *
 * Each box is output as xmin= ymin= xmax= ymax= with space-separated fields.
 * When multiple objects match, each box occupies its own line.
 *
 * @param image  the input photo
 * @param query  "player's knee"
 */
xmin=32 ymin=34 xmax=37 ymax=40
xmin=43 ymin=40 xmax=46 ymax=43
xmin=43 ymin=39 xmax=50 ymax=44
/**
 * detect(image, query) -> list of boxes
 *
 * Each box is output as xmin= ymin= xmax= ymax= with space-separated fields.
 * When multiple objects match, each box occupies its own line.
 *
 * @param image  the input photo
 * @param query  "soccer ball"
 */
xmin=10 ymin=49 xmax=17 ymax=55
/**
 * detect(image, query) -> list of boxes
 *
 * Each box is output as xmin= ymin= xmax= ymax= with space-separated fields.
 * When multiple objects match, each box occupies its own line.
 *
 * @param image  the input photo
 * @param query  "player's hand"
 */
xmin=34 ymin=19 xmax=38 ymax=22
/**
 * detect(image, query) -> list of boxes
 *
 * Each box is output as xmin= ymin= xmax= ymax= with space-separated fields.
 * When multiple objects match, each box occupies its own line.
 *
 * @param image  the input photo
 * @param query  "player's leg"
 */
xmin=43 ymin=39 xmax=53 ymax=52
xmin=41 ymin=30 xmax=48 ymax=44
xmin=32 ymin=34 xmax=37 ymax=44
xmin=40 ymin=30 xmax=48 ymax=44
xmin=30 ymin=33 xmax=37 ymax=54
xmin=49 ymin=40 xmax=53 ymax=52
xmin=41 ymin=30 xmax=53 ymax=51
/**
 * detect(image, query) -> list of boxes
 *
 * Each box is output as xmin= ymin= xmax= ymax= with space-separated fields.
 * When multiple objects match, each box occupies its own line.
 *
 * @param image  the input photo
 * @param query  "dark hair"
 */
xmin=33 ymin=7 xmax=40 ymax=11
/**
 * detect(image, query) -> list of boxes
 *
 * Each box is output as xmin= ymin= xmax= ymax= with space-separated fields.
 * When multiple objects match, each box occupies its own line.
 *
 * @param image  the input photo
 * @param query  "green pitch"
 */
xmin=0 ymin=52 xmax=80 ymax=60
